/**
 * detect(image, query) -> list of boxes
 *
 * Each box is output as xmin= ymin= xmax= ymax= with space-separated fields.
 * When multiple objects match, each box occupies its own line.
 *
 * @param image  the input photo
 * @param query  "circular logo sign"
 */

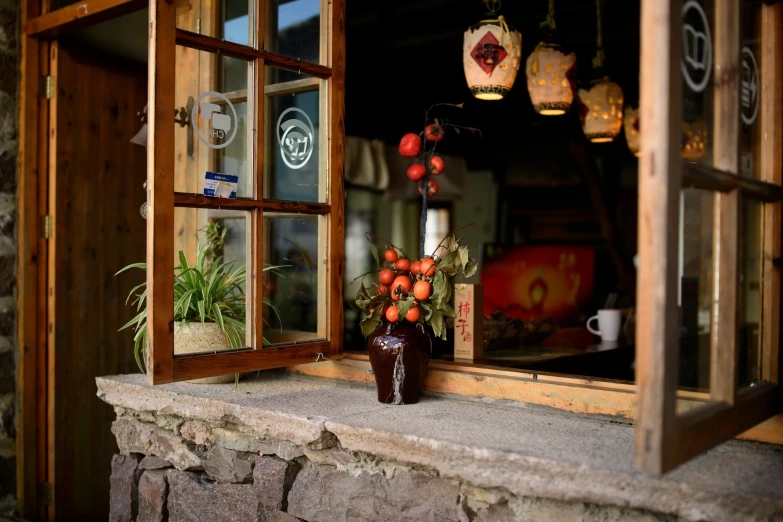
xmin=276 ymin=107 xmax=315 ymax=170
xmin=681 ymin=0 xmax=712 ymax=93
xmin=741 ymin=46 xmax=759 ymax=126
xmin=191 ymin=91 xmax=238 ymax=150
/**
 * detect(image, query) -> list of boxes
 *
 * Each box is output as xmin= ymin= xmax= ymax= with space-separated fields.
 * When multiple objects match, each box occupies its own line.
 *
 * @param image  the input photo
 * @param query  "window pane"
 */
xmin=265 ymin=0 xmax=322 ymax=66
xmin=263 ymin=214 xmax=326 ymax=346
xmin=174 ymin=46 xmax=253 ymax=197
xmin=176 ymin=0 xmax=252 ymax=47
xmin=739 ymin=198 xmax=762 ymax=386
xmin=681 ymin=0 xmax=715 ymax=168
xmin=678 ymin=188 xmax=714 ymax=391
xmin=739 ymin=0 xmax=764 ymax=178
xmin=265 ymin=71 xmax=325 ymax=202
xmin=173 ymin=207 xmax=250 ymax=356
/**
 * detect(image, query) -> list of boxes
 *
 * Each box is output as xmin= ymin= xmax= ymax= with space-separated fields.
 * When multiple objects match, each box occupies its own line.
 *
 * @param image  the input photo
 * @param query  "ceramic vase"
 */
xmin=367 ymin=320 xmax=432 ymax=404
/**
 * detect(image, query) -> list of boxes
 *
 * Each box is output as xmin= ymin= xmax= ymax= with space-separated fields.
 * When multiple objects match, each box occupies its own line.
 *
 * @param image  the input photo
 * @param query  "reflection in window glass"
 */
xmin=739 ymin=198 xmax=762 ymax=387
xmin=172 ymin=208 xmax=250 ymax=355
xmin=267 ymin=87 xmax=323 ymax=202
xmin=678 ymin=189 xmax=714 ymax=391
xmin=266 ymin=0 xmax=321 ymax=65
xmin=263 ymin=215 xmax=325 ymax=345
xmin=174 ymin=48 xmax=251 ymax=197
xmin=176 ymin=0 xmax=251 ymax=46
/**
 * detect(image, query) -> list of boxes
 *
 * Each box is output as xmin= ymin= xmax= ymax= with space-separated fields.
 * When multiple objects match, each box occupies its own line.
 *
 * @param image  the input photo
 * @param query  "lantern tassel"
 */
xmin=592 ymin=0 xmax=605 ymax=70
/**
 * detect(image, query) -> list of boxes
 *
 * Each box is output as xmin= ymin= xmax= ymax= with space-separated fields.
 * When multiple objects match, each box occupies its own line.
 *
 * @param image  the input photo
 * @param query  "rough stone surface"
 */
xmin=0 ymin=0 xmax=15 ymax=511
xmin=204 ymin=446 xmax=255 ymax=484
xmin=256 ymin=505 xmax=302 ymax=522
xmin=97 ymin=374 xmax=783 ymax=522
xmin=140 ymin=455 xmax=173 ymax=470
xmin=253 ymin=456 xmax=299 ymax=511
xmin=287 ymin=458 xmax=460 ymax=522
xmin=109 ymin=453 xmax=143 ymax=522
xmin=167 ymin=469 xmax=260 ymax=522
xmin=112 ymin=416 xmax=204 ymax=470
xmin=138 ymin=470 xmax=168 ymax=522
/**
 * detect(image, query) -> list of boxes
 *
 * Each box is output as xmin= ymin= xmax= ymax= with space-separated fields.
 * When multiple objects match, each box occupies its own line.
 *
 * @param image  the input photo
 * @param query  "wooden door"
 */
xmin=47 ymin=40 xmax=147 ymax=520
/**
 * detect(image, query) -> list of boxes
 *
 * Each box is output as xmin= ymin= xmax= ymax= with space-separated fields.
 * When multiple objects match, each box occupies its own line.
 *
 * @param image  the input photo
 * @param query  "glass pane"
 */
xmin=739 ymin=0 xmax=764 ymax=178
xmin=174 ymin=46 xmax=253 ymax=197
xmin=265 ymin=72 xmax=325 ymax=202
xmin=739 ymin=198 xmax=762 ymax=386
xmin=678 ymin=188 xmax=714 ymax=391
xmin=176 ymin=0 xmax=252 ymax=47
xmin=680 ymin=0 xmax=715 ymax=168
xmin=263 ymin=214 xmax=326 ymax=346
xmin=265 ymin=0 xmax=322 ymax=65
xmin=173 ymin=207 xmax=250 ymax=356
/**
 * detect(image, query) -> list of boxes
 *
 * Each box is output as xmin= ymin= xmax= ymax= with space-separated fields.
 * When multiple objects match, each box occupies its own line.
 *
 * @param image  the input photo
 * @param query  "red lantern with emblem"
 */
xmin=463 ymin=1 xmax=522 ymax=101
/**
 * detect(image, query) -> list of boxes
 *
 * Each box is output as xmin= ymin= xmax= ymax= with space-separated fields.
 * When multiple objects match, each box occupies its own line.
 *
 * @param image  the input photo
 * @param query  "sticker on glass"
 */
xmin=204 ymin=172 xmax=238 ymax=199
xmin=681 ymin=0 xmax=711 ymax=93
xmin=192 ymin=91 xmax=238 ymax=150
xmin=741 ymin=47 xmax=759 ymax=126
xmin=277 ymin=107 xmax=315 ymax=170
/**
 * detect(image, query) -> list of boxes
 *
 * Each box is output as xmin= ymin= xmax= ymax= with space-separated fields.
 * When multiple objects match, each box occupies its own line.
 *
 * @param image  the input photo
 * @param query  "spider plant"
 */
xmin=117 ymin=243 xmax=286 ymax=374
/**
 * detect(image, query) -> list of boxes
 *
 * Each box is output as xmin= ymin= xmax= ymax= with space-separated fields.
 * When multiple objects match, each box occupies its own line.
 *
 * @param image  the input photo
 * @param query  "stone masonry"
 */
xmin=108 ymin=407 xmax=688 ymax=522
xmin=0 ymin=0 xmax=16 ymax=515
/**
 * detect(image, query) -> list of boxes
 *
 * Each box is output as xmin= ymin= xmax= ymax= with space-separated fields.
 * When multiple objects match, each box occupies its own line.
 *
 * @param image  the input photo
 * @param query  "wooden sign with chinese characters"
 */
xmin=454 ymin=284 xmax=484 ymax=360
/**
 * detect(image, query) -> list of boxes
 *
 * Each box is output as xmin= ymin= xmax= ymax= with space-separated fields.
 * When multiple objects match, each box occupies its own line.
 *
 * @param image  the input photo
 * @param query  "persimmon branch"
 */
xmin=429 ymin=223 xmax=475 ymax=258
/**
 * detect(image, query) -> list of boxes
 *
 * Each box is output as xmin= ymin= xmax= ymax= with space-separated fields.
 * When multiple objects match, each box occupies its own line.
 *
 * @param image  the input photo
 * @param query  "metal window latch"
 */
xmin=40 ymin=215 xmax=53 ymax=239
xmin=42 ymin=75 xmax=55 ymax=99
xmin=315 ymin=353 xmax=373 ymax=374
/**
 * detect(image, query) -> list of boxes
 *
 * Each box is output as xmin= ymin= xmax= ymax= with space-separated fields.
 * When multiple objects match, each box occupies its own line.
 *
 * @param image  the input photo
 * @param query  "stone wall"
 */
xmin=108 ymin=407 xmax=681 ymax=522
xmin=0 ymin=0 xmax=16 ymax=515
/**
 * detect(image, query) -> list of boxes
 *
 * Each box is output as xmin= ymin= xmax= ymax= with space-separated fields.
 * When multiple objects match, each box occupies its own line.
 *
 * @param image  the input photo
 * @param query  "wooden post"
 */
xmin=635 ymin=0 xmax=683 ymax=474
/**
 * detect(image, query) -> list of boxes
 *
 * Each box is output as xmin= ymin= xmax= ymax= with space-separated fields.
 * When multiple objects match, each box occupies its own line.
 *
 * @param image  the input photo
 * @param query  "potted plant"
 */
xmin=354 ymin=104 xmax=479 ymax=404
xmin=118 ymin=224 xmax=285 ymax=384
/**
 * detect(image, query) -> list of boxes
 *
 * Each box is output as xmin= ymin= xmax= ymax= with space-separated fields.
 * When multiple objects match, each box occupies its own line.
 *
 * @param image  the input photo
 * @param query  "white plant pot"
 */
xmin=174 ymin=321 xmax=236 ymax=384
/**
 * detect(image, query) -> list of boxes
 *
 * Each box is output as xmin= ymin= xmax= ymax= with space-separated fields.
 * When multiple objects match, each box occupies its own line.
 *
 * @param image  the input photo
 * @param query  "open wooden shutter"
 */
xmin=636 ymin=0 xmax=782 ymax=474
xmin=147 ymin=0 xmax=345 ymax=383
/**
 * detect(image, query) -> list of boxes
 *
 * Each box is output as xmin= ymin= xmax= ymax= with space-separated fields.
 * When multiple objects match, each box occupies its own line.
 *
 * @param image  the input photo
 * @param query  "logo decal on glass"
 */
xmin=741 ymin=46 xmax=759 ymax=126
xmin=192 ymin=91 xmax=238 ymax=150
xmin=277 ymin=107 xmax=315 ymax=170
xmin=681 ymin=0 xmax=712 ymax=93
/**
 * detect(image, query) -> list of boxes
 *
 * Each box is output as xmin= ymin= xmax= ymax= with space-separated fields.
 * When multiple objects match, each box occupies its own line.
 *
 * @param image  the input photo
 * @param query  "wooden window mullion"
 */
xmin=710 ymin=0 xmax=741 ymax=405
xmin=148 ymin=0 xmax=177 ymax=384
xmin=760 ymin=1 xmax=782 ymax=384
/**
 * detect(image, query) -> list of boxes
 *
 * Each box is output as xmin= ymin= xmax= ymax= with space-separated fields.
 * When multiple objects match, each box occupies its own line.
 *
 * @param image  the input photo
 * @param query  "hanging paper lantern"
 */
xmin=577 ymin=79 xmax=624 ymax=143
xmin=463 ymin=15 xmax=522 ymax=100
xmin=682 ymin=120 xmax=708 ymax=161
xmin=525 ymin=44 xmax=576 ymax=115
xmin=624 ymin=106 xmax=640 ymax=157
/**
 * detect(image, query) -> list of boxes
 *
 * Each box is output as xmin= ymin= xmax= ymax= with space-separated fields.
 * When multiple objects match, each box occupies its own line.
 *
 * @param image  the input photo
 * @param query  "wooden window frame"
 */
xmin=147 ymin=0 xmax=345 ymax=383
xmin=636 ymin=0 xmax=783 ymax=474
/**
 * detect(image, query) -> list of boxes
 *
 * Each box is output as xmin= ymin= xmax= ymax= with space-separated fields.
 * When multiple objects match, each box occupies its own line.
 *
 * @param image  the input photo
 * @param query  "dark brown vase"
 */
xmin=367 ymin=320 xmax=432 ymax=404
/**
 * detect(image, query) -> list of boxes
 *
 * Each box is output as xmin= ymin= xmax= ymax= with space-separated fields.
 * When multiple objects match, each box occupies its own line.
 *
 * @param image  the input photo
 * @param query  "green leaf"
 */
xmin=464 ymin=257 xmax=478 ymax=278
xmin=428 ymin=309 xmax=446 ymax=340
xmin=458 ymin=245 xmax=469 ymax=270
xmin=441 ymin=301 xmax=457 ymax=318
xmin=355 ymin=298 xmax=372 ymax=310
xmin=360 ymin=306 xmax=384 ymax=337
xmin=437 ymin=251 xmax=460 ymax=277
xmin=396 ymin=296 xmax=415 ymax=320
xmin=369 ymin=243 xmax=385 ymax=269
xmin=419 ymin=301 xmax=433 ymax=321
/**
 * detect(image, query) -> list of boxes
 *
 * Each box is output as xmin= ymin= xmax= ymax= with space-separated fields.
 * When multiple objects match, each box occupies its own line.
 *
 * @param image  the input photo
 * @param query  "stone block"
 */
xmin=140 ymin=455 xmax=173 ymax=470
xmin=204 ymin=446 xmax=255 ymax=484
xmin=109 ymin=453 xmax=142 ymax=522
xmin=253 ymin=456 xmax=299 ymax=511
xmin=167 ymin=469 xmax=260 ymax=522
xmin=112 ymin=417 xmax=203 ymax=470
xmin=138 ymin=470 xmax=168 ymax=522
xmin=287 ymin=459 xmax=460 ymax=522
xmin=256 ymin=505 xmax=302 ymax=522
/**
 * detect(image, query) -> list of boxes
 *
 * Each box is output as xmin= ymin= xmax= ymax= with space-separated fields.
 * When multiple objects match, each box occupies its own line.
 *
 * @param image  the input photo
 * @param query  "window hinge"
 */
xmin=40 ymin=215 xmax=53 ymax=239
xmin=38 ymin=482 xmax=52 ymax=506
xmin=42 ymin=75 xmax=55 ymax=99
xmin=196 ymin=18 xmax=201 ymax=35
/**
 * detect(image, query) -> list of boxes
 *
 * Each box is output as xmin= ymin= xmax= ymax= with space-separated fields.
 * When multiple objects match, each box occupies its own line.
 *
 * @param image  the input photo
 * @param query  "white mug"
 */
xmin=586 ymin=309 xmax=622 ymax=342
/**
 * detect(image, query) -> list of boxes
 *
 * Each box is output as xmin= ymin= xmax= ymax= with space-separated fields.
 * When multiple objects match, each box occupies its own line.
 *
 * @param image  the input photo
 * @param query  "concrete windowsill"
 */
xmin=96 ymin=373 xmax=783 ymax=522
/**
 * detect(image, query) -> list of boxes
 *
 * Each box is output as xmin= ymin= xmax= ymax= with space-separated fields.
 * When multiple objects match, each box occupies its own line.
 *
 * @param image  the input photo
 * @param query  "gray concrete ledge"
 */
xmin=96 ymin=373 xmax=783 ymax=522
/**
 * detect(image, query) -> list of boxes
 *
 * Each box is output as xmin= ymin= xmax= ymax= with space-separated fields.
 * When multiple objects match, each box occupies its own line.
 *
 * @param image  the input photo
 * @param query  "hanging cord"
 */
xmin=540 ymin=0 xmax=557 ymax=32
xmin=479 ymin=14 xmax=511 ymax=47
xmin=592 ymin=0 xmax=606 ymax=70
xmin=483 ymin=0 xmax=501 ymax=14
